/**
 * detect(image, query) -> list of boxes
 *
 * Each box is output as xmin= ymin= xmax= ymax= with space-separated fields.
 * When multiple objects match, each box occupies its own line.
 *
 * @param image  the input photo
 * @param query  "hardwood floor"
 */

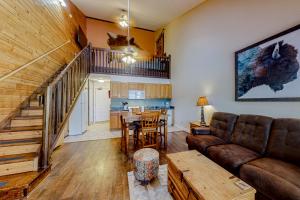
xmin=28 ymin=131 xmax=188 ymax=200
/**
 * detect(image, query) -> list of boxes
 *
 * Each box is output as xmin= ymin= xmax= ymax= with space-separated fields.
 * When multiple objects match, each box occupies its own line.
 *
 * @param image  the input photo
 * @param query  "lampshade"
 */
xmin=197 ymin=96 xmax=209 ymax=106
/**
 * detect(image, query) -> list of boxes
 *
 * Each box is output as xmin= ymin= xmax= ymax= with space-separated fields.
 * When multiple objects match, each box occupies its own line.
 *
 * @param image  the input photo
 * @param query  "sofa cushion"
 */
xmin=240 ymin=157 xmax=300 ymax=200
xmin=210 ymin=112 xmax=238 ymax=142
xmin=186 ymin=134 xmax=225 ymax=154
xmin=207 ymin=144 xmax=261 ymax=173
xmin=267 ymin=118 xmax=300 ymax=165
xmin=231 ymin=115 xmax=273 ymax=154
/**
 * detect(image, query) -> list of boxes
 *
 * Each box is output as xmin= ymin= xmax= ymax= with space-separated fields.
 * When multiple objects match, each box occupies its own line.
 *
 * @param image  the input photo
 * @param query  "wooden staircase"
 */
xmin=0 ymin=98 xmax=48 ymax=199
xmin=0 ymin=45 xmax=91 ymax=199
xmin=0 ymin=99 xmax=43 ymax=176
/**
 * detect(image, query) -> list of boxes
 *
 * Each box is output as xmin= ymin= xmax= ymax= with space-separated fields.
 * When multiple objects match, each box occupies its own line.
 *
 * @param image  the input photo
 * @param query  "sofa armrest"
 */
xmin=192 ymin=127 xmax=210 ymax=135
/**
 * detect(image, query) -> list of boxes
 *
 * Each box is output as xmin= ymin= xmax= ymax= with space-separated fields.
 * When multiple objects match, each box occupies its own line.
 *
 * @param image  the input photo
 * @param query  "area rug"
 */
xmin=128 ymin=164 xmax=173 ymax=200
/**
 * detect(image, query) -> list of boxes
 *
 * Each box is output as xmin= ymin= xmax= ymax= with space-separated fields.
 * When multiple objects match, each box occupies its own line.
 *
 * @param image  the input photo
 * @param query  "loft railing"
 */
xmin=91 ymin=47 xmax=171 ymax=79
xmin=41 ymin=45 xmax=91 ymax=168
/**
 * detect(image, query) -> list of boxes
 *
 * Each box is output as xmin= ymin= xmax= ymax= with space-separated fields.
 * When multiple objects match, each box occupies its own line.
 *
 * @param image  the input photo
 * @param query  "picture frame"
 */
xmin=235 ymin=24 xmax=300 ymax=102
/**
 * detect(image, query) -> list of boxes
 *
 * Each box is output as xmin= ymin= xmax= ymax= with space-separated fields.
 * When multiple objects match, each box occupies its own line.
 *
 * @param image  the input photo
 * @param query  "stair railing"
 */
xmin=41 ymin=44 xmax=91 ymax=168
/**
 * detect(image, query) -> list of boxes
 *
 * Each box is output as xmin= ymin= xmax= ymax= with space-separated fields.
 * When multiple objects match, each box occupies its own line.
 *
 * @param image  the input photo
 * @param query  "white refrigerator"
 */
xmin=68 ymin=86 xmax=89 ymax=136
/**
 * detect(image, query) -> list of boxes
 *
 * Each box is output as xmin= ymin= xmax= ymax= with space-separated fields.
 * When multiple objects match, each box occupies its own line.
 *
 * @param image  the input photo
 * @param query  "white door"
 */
xmin=95 ymin=88 xmax=110 ymax=122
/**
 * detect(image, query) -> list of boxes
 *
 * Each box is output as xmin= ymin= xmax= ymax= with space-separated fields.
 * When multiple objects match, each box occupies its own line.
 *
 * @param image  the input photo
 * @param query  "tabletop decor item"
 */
xmin=235 ymin=24 xmax=300 ymax=101
xmin=196 ymin=96 xmax=209 ymax=126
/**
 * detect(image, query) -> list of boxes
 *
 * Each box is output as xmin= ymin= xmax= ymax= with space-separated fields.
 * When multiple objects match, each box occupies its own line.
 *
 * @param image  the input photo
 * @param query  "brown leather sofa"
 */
xmin=240 ymin=118 xmax=300 ymax=200
xmin=186 ymin=112 xmax=238 ymax=154
xmin=186 ymin=113 xmax=300 ymax=200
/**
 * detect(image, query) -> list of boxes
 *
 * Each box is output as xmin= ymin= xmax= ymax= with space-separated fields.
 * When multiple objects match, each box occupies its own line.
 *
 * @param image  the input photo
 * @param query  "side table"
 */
xmin=189 ymin=121 xmax=210 ymax=134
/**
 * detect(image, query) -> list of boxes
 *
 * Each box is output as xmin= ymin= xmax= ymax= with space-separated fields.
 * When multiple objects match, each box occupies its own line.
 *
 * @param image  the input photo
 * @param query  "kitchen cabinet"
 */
xmin=128 ymin=83 xmax=145 ymax=91
xmin=111 ymin=81 xmax=171 ymax=99
xmin=145 ymin=84 xmax=172 ymax=99
xmin=166 ymin=84 xmax=172 ymax=99
xmin=160 ymin=84 xmax=167 ymax=99
xmin=110 ymin=111 xmax=128 ymax=130
xmin=145 ymin=84 xmax=156 ymax=99
xmin=110 ymin=82 xmax=128 ymax=98
xmin=154 ymin=84 xmax=163 ymax=99
xmin=110 ymin=82 xmax=120 ymax=98
xmin=145 ymin=84 xmax=152 ymax=99
xmin=110 ymin=111 xmax=120 ymax=129
xmin=120 ymin=83 xmax=128 ymax=98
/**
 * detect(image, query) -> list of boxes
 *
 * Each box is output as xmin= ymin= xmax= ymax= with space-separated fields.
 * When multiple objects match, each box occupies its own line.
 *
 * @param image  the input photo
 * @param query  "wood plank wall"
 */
xmin=0 ymin=0 xmax=86 ymax=123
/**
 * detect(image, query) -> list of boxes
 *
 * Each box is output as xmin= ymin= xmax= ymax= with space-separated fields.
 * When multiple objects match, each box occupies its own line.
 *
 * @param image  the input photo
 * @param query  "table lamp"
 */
xmin=197 ymin=96 xmax=209 ymax=126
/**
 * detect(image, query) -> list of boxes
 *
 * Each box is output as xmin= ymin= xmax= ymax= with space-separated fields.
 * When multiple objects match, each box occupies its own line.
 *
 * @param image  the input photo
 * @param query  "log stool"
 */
xmin=133 ymin=148 xmax=159 ymax=185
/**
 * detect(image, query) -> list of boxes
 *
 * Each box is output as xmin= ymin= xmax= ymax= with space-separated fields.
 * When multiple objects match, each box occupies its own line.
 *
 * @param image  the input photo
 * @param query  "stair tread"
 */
xmin=13 ymin=115 xmax=43 ymax=120
xmin=0 ymin=153 xmax=37 ymax=165
xmin=0 ymin=138 xmax=41 ymax=147
xmin=22 ymin=107 xmax=43 ymax=110
xmin=0 ymin=167 xmax=50 ymax=191
xmin=0 ymin=126 xmax=43 ymax=133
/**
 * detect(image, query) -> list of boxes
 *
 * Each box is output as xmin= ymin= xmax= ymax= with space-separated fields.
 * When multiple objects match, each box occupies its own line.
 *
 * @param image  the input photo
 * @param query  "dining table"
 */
xmin=121 ymin=112 xmax=168 ymax=155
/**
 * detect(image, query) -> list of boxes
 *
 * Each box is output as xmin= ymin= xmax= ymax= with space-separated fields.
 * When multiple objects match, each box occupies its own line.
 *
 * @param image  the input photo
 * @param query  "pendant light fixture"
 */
xmin=119 ymin=10 xmax=129 ymax=28
xmin=121 ymin=0 xmax=136 ymax=64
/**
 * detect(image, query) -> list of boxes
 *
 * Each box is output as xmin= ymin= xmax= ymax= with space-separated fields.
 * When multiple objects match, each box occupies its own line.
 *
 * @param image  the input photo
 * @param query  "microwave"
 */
xmin=128 ymin=90 xmax=145 ymax=99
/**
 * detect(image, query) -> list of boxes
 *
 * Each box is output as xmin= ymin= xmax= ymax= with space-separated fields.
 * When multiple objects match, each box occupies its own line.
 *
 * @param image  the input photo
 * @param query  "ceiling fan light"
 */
xmin=122 ymin=54 xmax=136 ymax=64
xmin=119 ymin=15 xmax=128 ymax=28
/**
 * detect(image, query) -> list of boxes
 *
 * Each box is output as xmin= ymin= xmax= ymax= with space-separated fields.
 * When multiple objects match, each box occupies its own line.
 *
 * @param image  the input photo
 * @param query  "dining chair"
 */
xmin=139 ymin=112 xmax=160 ymax=149
xmin=158 ymin=109 xmax=168 ymax=148
xmin=120 ymin=115 xmax=138 ymax=152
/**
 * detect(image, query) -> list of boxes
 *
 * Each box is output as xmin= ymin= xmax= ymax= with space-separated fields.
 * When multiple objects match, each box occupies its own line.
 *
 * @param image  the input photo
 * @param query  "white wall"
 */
xmin=165 ymin=0 xmax=300 ymax=129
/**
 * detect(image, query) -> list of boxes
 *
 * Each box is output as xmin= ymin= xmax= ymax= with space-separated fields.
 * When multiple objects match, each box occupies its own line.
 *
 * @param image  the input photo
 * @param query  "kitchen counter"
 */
xmin=110 ymin=106 xmax=175 ymax=112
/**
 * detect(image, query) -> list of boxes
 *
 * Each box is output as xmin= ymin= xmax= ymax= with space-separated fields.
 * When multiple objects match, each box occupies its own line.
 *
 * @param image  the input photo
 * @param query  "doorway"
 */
xmin=94 ymin=84 xmax=110 ymax=122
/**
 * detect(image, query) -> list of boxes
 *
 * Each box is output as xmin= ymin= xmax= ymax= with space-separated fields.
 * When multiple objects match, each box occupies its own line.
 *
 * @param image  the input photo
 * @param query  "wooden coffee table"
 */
xmin=167 ymin=150 xmax=255 ymax=200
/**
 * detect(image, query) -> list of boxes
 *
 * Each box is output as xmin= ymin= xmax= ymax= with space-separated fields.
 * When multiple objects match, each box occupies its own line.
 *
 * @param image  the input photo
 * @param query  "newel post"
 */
xmin=42 ymin=85 xmax=52 ymax=169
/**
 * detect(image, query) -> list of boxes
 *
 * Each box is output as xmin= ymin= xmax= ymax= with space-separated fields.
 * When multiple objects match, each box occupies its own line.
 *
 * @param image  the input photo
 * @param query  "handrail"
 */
xmin=0 ymin=40 xmax=71 ymax=82
xmin=50 ymin=45 xmax=89 ymax=86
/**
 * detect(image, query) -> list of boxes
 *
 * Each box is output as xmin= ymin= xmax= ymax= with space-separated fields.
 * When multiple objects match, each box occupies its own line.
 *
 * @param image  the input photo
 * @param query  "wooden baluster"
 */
xmin=153 ymin=57 xmax=156 ymax=77
xmin=115 ymin=51 xmax=118 ymax=74
xmin=143 ymin=59 xmax=146 ymax=76
xmin=167 ymin=55 xmax=171 ymax=79
xmin=95 ymin=48 xmax=98 ymax=72
xmin=113 ymin=51 xmax=116 ymax=74
xmin=105 ymin=49 xmax=108 ymax=73
xmin=135 ymin=60 xmax=138 ymax=75
xmin=98 ymin=49 xmax=101 ymax=72
xmin=159 ymin=57 xmax=162 ymax=78
xmin=149 ymin=58 xmax=152 ymax=77
xmin=146 ymin=58 xmax=149 ymax=77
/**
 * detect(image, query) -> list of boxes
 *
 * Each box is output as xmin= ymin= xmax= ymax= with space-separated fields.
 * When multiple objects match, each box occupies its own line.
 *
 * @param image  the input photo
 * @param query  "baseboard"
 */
xmin=173 ymin=124 xmax=189 ymax=133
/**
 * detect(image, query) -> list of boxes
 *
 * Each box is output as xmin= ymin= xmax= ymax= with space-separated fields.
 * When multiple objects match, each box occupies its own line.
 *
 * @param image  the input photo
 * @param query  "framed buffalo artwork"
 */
xmin=235 ymin=24 xmax=300 ymax=101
